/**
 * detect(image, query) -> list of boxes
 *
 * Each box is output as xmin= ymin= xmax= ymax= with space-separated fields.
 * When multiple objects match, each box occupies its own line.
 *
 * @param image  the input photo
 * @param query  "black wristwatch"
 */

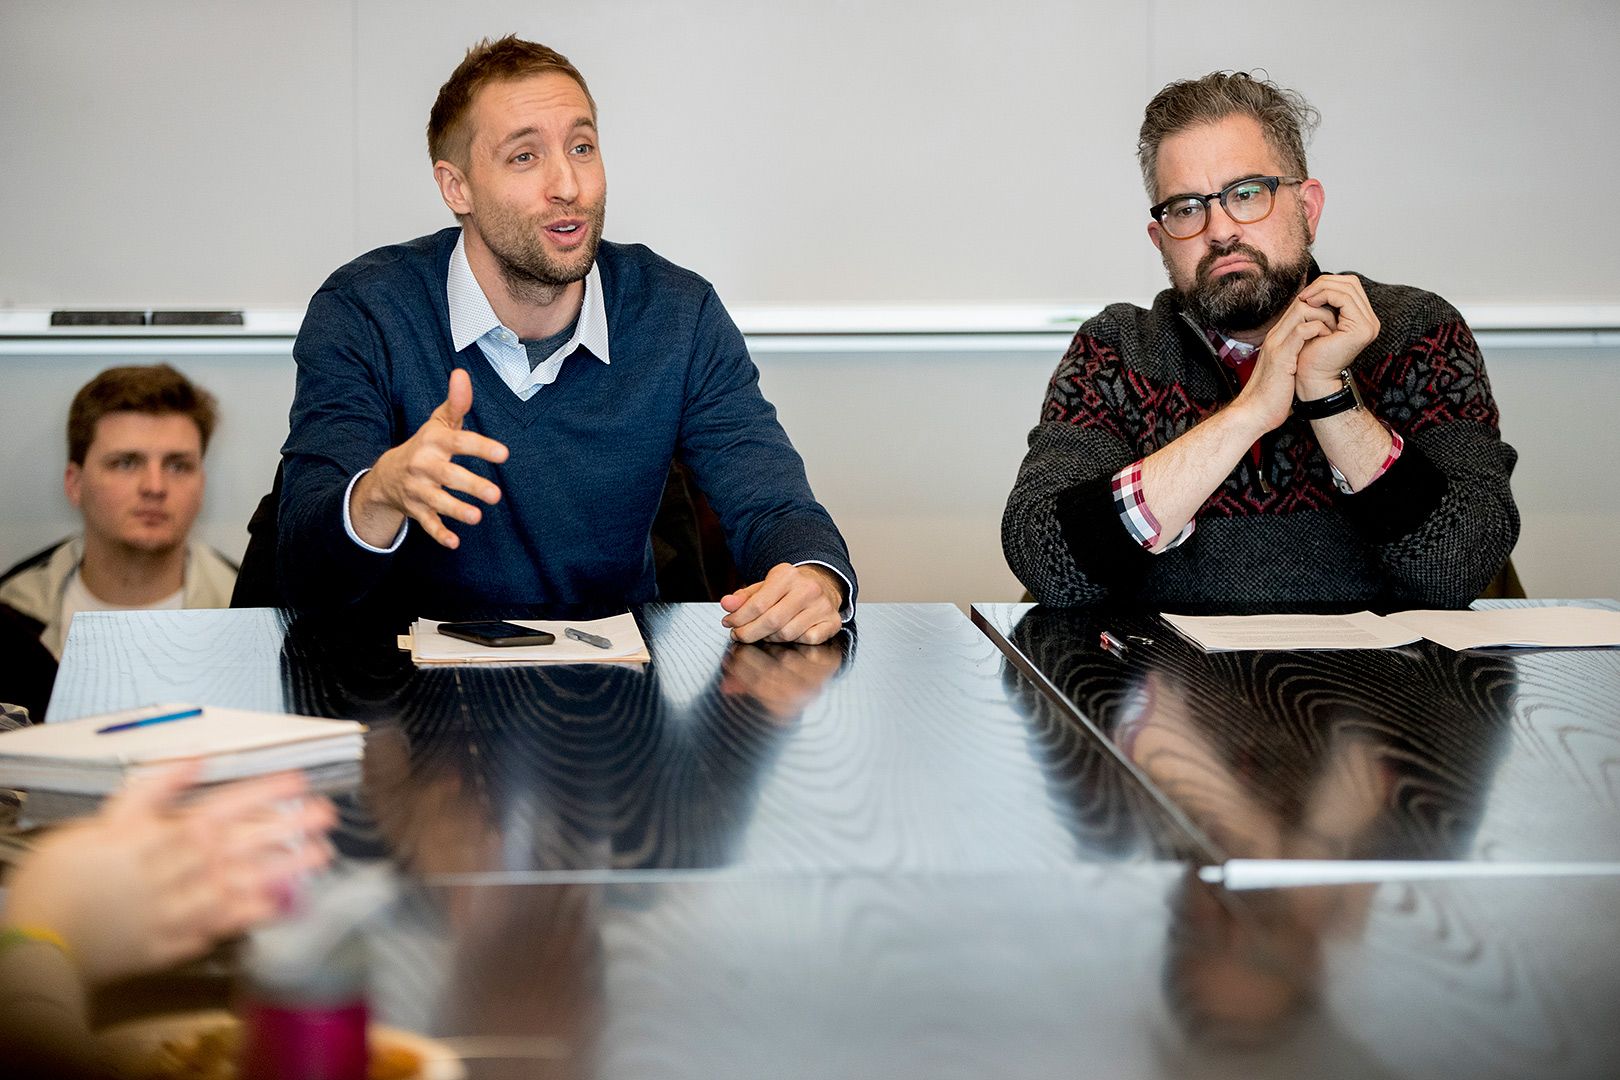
xmin=1293 ymin=368 xmax=1364 ymax=420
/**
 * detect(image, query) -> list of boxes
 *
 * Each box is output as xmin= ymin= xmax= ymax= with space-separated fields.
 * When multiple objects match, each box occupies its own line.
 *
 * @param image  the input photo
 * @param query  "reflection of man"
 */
xmin=0 ymin=365 xmax=235 ymax=665
xmin=1001 ymin=605 xmax=1516 ymax=1048
xmin=359 ymin=635 xmax=846 ymax=876
xmin=1003 ymin=605 xmax=1514 ymax=865
xmin=278 ymin=36 xmax=853 ymax=643
xmin=1003 ymin=72 xmax=1518 ymax=609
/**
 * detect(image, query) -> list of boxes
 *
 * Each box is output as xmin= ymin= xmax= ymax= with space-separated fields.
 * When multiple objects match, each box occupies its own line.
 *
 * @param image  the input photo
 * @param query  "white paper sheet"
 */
xmin=409 ymin=612 xmax=649 ymax=665
xmin=1160 ymin=611 xmax=1420 ymax=652
xmin=1383 ymin=606 xmax=1620 ymax=651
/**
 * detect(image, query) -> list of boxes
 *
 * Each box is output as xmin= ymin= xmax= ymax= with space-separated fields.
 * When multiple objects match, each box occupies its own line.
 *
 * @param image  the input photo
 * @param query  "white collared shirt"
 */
xmin=446 ymin=230 xmax=611 ymax=400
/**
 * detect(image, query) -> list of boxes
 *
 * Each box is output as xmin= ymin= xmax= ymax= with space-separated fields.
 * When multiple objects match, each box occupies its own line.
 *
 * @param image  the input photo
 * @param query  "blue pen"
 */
xmin=97 ymin=706 xmax=204 ymax=735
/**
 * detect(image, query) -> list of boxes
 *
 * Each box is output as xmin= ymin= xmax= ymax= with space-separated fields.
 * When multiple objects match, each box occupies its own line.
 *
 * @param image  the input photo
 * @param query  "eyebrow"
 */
xmin=1164 ymin=173 xmax=1271 ymax=201
xmin=493 ymin=117 xmax=598 ymax=151
xmin=99 ymin=448 xmax=199 ymax=461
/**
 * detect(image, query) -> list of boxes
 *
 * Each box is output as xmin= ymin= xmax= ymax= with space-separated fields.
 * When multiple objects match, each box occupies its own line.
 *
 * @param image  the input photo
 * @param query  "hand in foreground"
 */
xmin=720 ymin=562 xmax=845 ymax=645
xmin=1291 ymin=274 xmax=1380 ymax=399
xmin=350 ymin=368 xmax=510 ymax=549
xmin=2 ymin=762 xmax=336 ymax=984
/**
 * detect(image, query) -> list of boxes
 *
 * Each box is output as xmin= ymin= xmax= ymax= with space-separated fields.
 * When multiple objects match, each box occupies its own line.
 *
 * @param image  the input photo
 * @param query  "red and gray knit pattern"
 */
xmin=1002 ymin=272 xmax=1520 ymax=610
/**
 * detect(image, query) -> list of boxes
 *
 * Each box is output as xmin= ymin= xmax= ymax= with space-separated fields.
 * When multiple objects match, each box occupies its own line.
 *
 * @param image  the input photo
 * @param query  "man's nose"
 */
xmin=1204 ymin=199 xmax=1244 ymax=246
xmin=139 ymin=463 xmax=167 ymax=494
xmin=544 ymin=155 xmax=580 ymax=204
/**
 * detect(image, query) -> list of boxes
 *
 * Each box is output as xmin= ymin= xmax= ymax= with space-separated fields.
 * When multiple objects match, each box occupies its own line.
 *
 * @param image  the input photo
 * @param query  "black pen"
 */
xmin=565 ymin=626 xmax=613 ymax=649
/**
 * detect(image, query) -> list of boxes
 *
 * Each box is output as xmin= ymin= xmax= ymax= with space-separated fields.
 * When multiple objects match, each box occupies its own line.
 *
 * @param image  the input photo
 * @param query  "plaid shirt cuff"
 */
xmin=1329 ymin=427 xmax=1404 ymax=494
xmin=1112 ymin=461 xmax=1194 ymax=553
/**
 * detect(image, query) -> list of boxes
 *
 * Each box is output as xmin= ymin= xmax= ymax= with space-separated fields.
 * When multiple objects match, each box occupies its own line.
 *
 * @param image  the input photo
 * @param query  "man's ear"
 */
xmin=1147 ymin=220 xmax=1164 ymax=253
xmin=1300 ymin=178 xmax=1325 ymax=241
xmin=434 ymin=160 xmax=474 ymax=216
xmin=64 ymin=462 xmax=82 ymax=509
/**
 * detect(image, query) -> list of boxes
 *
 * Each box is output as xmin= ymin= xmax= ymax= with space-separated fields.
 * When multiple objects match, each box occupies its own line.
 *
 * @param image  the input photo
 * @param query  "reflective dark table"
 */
xmin=45 ymin=603 xmax=1196 ymax=874
xmin=358 ymin=870 xmax=1619 ymax=1080
xmin=30 ymin=603 xmax=1620 ymax=1077
xmin=93 ymin=869 xmax=1620 ymax=1079
xmin=971 ymin=602 xmax=1620 ymax=867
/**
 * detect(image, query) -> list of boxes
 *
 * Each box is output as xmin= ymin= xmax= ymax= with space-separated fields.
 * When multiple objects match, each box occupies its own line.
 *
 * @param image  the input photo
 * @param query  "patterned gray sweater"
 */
xmin=1002 ymin=271 xmax=1519 ymax=610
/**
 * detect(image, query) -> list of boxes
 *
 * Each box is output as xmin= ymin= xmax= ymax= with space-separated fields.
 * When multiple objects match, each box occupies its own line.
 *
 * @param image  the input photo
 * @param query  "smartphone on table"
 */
xmin=438 ymin=621 xmax=556 ymax=647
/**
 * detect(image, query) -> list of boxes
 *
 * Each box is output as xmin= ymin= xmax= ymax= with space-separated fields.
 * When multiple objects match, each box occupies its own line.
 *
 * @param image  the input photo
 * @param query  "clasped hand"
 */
xmin=1236 ymin=274 xmax=1382 ymax=432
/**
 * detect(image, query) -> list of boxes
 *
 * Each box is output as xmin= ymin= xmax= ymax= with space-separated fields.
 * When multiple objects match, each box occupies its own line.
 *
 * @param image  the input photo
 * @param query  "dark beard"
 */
xmin=1181 ymin=240 xmax=1312 ymax=334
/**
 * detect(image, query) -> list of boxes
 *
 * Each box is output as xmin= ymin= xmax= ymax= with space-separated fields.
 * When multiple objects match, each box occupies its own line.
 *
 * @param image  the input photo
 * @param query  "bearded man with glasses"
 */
xmin=1002 ymin=72 xmax=1519 ymax=610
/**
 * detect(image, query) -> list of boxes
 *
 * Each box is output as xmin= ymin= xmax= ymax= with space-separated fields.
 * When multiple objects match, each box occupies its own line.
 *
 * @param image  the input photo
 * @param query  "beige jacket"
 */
xmin=0 ymin=536 xmax=238 ymax=658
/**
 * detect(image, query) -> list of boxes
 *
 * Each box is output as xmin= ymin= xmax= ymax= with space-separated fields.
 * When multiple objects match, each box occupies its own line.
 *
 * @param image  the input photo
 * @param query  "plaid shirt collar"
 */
xmin=1202 ymin=326 xmax=1257 ymax=377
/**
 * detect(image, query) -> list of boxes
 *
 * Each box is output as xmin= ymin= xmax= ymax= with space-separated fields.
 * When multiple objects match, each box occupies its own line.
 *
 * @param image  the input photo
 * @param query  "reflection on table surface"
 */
xmin=32 ymin=602 xmax=1620 ymax=1078
xmin=94 ymin=868 xmax=1620 ymax=1080
xmin=45 ymin=603 xmax=1197 ymax=876
xmin=972 ymin=602 xmax=1620 ymax=865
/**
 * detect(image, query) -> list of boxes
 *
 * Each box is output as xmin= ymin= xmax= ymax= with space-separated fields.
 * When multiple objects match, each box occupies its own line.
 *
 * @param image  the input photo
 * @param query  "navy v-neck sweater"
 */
xmin=278 ymin=229 xmax=853 ymax=618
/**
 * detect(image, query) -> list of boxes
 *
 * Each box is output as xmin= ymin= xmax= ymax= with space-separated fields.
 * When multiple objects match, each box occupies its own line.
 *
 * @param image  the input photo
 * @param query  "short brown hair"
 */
xmin=427 ymin=35 xmax=596 ymax=167
xmin=1137 ymin=71 xmax=1319 ymax=197
xmin=67 ymin=364 xmax=218 ymax=465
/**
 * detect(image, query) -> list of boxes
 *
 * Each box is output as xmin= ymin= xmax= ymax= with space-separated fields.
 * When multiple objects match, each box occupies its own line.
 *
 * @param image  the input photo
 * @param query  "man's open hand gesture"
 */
xmin=350 ymin=369 xmax=509 ymax=549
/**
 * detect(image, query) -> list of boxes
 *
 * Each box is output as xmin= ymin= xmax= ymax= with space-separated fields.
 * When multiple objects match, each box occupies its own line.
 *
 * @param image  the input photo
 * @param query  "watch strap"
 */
xmin=1294 ymin=370 xmax=1363 ymax=420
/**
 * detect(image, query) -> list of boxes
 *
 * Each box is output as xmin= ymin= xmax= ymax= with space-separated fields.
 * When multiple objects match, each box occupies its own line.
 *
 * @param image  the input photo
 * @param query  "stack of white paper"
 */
xmin=0 ymin=704 xmax=365 ymax=794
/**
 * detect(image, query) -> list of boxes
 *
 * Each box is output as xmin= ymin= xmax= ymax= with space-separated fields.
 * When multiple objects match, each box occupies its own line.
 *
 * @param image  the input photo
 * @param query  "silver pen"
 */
xmin=565 ymin=626 xmax=613 ymax=649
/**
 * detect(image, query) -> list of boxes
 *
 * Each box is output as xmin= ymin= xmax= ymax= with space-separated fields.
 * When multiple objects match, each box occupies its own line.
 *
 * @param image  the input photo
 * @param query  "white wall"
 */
xmin=2 ymin=1 xmax=1618 ymax=309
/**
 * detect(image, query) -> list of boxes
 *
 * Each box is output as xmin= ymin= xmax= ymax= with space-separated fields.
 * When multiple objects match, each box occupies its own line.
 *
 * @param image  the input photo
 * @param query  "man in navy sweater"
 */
xmin=279 ymin=37 xmax=854 ymax=643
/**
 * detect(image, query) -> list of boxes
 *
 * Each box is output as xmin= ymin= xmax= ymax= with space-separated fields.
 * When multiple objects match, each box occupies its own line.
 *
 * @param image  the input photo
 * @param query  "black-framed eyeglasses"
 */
xmin=1149 ymin=176 xmax=1303 ymax=240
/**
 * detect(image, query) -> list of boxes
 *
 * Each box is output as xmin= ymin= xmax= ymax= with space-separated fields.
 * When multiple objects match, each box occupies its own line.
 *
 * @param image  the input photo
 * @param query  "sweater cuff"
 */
xmin=1334 ymin=440 xmax=1449 ymax=544
xmin=794 ymin=560 xmax=855 ymax=622
xmin=342 ymin=469 xmax=408 ymax=553
xmin=1053 ymin=476 xmax=1155 ymax=590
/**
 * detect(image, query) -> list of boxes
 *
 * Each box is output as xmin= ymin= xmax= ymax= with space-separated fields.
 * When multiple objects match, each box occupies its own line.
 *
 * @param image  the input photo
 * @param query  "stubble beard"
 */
xmin=1172 ymin=211 xmax=1313 ymax=334
xmin=479 ymin=195 xmax=608 ymax=308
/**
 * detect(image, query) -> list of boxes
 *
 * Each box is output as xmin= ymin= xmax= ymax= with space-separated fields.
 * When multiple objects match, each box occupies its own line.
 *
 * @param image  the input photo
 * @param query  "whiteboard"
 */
xmin=2 ymin=0 xmax=1616 ymax=313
